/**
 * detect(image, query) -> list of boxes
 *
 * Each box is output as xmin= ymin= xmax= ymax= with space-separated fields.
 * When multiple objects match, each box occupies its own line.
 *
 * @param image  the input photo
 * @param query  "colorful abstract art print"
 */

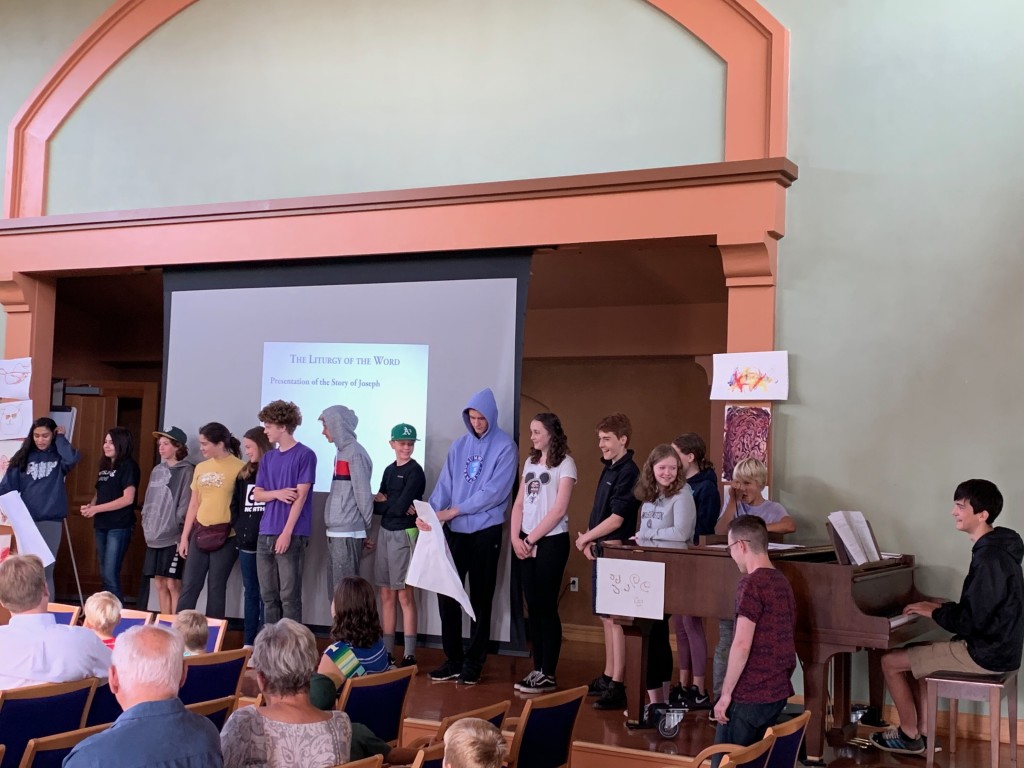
xmin=722 ymin=405 xmax=771 ymax=481
xmin=710 ymin=351 xmax=788 ymax=401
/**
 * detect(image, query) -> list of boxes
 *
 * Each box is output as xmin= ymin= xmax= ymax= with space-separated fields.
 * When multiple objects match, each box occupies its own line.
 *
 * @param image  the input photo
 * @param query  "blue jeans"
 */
xmin=712 ymin=698 xmax=787 ymax=767
xmin=94 ymin=527 xmax=132 ymax=602
xmin=238 ymin=549 xmax=264 ymax=645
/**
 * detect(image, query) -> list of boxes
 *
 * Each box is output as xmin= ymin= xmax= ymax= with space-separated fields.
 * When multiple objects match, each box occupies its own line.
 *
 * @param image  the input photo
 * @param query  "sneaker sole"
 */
xmin=429 ymin=674 xmax=460 ymax=682
xmin=871 ymin=738 xmax=925 ymax=756
xmin=518 ymin=686 xmax=556 ymax=694
xmin=457 ymin=679 xmax=479 ymax=686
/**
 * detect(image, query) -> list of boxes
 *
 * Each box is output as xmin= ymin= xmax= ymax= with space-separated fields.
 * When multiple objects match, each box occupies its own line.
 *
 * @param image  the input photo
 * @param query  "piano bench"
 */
xmin=924 ymin=669 xmax=1018 ymax=768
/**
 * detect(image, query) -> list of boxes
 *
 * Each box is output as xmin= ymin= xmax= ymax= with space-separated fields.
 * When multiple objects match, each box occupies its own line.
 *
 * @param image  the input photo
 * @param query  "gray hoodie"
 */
xmin=320 ymin=405 xmax=373 ymax=535
xmin=140 ymin=459 xmax=195 ymax=548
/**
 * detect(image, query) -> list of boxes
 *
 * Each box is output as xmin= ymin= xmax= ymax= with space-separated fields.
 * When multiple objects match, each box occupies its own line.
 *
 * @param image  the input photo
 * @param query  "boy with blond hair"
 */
xmin=172 ymin=609 xmax=209 ymax=655
xmin=443 ymin=717 xmax=507 ymax=768
xmin=84 ymin=590 xmax=122 ymax=649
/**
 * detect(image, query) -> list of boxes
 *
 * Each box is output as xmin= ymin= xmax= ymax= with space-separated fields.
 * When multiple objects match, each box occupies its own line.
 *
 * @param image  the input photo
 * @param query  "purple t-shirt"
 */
xmin=255 ymin=443 xmax=317 ymax=537
xmin=734 ymin=567 xmax=796 ymax=704
xmin=735 ymin=499 xmax=789 ymax=524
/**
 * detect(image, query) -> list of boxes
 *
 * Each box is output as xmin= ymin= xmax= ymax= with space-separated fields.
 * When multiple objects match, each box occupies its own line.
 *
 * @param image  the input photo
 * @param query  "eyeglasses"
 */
xmin=726 ymin=539 xmax=750 ymax=550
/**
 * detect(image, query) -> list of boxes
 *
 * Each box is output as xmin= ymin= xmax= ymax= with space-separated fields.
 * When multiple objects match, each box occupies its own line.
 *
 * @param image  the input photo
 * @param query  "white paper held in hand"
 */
xmin=405 ymin=500 xmax=476 ymax=621
xmin=0 ymin=491 xmax=56 ymax=567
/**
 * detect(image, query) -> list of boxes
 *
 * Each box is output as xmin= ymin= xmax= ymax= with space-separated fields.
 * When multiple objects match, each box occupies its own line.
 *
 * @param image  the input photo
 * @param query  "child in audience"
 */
xmin=173 ymin=609 xmax=209 ymax=655
xmin=575 ymin=413 xmax=640 ymax=711
xmin=83 ymin=590 xmax=122 ymax=649
xmin=316 ymin=576 xmax=391 ymax=688
xmin=373 ymin=423 xmax=426 ymax=666
xmin=443 ymin=717 xmax=507 ymax=768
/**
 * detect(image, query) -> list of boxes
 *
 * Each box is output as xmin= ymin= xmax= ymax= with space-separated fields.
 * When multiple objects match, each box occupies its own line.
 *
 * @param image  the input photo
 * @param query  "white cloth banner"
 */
xmin=406 ymin=500 xmax=475 ymax=621
xmin=0 ymin=491 xmax=56 ymax=567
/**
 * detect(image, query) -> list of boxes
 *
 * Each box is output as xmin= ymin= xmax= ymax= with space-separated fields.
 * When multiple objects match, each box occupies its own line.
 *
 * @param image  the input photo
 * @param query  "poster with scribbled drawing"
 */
xmin=710 ymin=351 xmax=788 ymax=400
xmin=0 ymin=357 xmax=32 ymax=400
xmin=0 ymin=440 xmax=21 ymax=491
xmin=723 ymin=405 xmax=771 ymax=481
xmin=0 ymin=402 xmax=32 ymax=441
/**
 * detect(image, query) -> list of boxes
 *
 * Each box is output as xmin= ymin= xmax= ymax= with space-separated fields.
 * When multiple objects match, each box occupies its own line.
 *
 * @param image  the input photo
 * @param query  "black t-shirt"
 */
xmin=94 ymin=458 xmax=140 ymax=530
xmin=375 ymin=459 xmax=426 ymax=531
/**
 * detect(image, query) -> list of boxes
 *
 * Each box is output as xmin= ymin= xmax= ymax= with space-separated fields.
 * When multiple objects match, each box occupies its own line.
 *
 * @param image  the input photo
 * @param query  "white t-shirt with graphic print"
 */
xmin=520 ymin=456 xmax=577 ymax=537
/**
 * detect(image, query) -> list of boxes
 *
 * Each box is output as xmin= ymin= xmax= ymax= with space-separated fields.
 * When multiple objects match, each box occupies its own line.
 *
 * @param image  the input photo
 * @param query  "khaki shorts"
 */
xmin=908 ymin=640 xmax=994 ymax=679
xmin=374 ymin=527 xmax=418 ymax=590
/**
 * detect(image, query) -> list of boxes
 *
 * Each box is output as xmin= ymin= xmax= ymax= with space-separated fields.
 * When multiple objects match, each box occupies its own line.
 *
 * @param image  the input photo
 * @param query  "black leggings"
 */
xmin=518 ymin=532 xmax=570 ymax=676
xmin=647 ymin=616 xmax=674 ymax=691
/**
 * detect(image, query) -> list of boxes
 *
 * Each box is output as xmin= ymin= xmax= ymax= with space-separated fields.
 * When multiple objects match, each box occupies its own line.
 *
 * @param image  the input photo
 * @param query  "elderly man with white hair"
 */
xmin=64 ymin=624 xmax=223 ymax=767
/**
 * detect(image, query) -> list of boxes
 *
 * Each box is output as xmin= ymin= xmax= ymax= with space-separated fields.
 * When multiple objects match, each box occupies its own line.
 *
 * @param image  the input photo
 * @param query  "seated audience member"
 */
xmin=172 ymin=609 xmax=209 ymax=655
xmin=83 ymin=590 xmax=122 ymax=649
xmin=221 ymin=619 xmax=352 ymax=768
xmin=713 ymin=457 xmax=795 ymax=698
xmin=443 ymin=717 xmax=508 ymax=768
xmin=871 ymin=479 xmax=1024 ymax=756
xmin=0 ymin=554 xmax=111 ymax=689
xmin=712 ymin=516 xmax=796 ymax=767
xmin=316 ymin=576 xmax=391 ymax=689
xmin=64 ymin=624 xmax=223 ymax=767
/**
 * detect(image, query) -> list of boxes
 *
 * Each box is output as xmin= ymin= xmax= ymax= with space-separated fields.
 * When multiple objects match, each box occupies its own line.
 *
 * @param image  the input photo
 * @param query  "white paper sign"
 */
xmin=0 ymin=401 xmax=33 ymax=441
xmin=0 ymin=357 xmax=32 ymax=400
xmin=405 ymin=500 xmax=476 ymax=621
xmin=0 ymin=491 xmax=56 ymax=566
xmin=711 ymin=351 xmax=789 ymax=401
xmin=595 ymin=557 xmax=665 ymax=620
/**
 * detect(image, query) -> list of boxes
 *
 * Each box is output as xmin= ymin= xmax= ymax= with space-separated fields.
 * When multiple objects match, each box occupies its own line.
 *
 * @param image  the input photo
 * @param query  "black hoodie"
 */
xmin=688 ymin=466 xmax=722 ymax=540
xmin=932 ymin=526 xmax=1024 ymax=672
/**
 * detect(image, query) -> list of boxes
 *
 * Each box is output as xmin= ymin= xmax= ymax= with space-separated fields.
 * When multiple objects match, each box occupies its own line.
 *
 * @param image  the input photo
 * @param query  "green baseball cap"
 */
xmin=390 ymin=423 xmax=419 ymax=441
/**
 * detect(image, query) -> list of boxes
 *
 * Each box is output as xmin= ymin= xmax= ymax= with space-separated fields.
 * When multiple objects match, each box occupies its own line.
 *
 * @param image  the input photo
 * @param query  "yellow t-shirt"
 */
xmin=191 ymin=455 xmax=245 ymax=526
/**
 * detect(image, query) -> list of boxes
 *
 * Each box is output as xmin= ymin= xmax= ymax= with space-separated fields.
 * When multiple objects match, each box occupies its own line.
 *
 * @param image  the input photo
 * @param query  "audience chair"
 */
xmin=331 ymin=757 xmax=383 ymax=768
xmin=674 ymin=744 xmax=744 ymax=767
xmin=112 ymin=608 xmax=153 ymax=637
xmin=764 ymin=710 xmax=811 ymax=768
xmin=178 ymin=648 xmax=250 ymax=706
xmin=409 ymin=741 xmax=445 ymax=768
xmin=184 ymin=695 xmax=237 ymax=732
xmin=155 ymin=613 xmax=227 ymax=652
xmin=504 ymin=685 xmax=587 ymax=768
xmin=45 ymin=603 xmax=80 ymax=626
xmin=0 ymin=679 xmax=97 ymax=768
xmin=719 ymin=734 xmax=776 ymax=768
xmin=406 ymin=699 xmax=511 ymax=749
xmin=19 ymin=723 xmax=110 ymax=768
xmin=336 ymin=666 xmax=417 ymax=745
xmin=83 ymin=683 xmax=122 ymax=727
xmin=925 ymin=669 xmax=1018 ymax=768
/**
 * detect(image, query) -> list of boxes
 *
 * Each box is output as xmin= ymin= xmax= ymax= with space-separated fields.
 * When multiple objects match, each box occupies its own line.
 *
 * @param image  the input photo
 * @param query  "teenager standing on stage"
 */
xmin=510 ymin=412 xmax=577 ymax=694
xmin=0 ymin=417 xmax=80 ymax=598
xmin=81 ymin=427 xmax=140 ymax=603
xmin=233 ymin=426 xmax=271 ymax=645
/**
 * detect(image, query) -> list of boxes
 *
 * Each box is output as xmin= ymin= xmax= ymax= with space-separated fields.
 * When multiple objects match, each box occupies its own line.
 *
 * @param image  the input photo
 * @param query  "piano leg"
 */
xmin=620 ymin=620 xmax=651 ymax=728
xmin=833 ymin=653 xmax=852 ymax=728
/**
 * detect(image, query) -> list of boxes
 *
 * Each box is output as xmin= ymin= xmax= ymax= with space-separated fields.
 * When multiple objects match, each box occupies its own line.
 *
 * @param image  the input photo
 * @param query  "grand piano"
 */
xmin=601 ymin=540 xmax=934 ymax=762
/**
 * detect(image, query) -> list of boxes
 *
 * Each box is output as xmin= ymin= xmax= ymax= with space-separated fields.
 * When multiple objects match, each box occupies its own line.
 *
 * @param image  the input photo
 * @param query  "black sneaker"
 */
xmin=515 ymin=670 xmax=542 ymax=692
xmin=593 ymin=681 xmax=627 ymax=710
xmin=687 ymin=686 xmax=712 ymax=710
xmin=587 ymin=674 xmax=611 ymax=696
xmin=870 ymin=727 xmax=926 ymax=756
xmin=519 ymin=673 xmax=557 ymax=694
xmin=668 ymin=684 xmax=686 ymax=707
xmin=637 ymin=702 xmax=669 ymax=728
xmin=399 ymin=655 xmax=417 ymax=668
xmin=457 ymin=667 xmax=480 ymax=686
xmin=429 ymin=661 xmax=461 ymax=681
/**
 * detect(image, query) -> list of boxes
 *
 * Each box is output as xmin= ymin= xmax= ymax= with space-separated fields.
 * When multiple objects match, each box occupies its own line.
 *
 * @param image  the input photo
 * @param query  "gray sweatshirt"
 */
xmin=320 ymin=405 xmax=373 ymax=535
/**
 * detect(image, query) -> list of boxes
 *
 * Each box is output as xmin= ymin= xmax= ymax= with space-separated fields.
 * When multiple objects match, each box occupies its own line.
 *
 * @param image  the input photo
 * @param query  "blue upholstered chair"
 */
xmin=336 ymin=665 xmax=417 ymax=745
xmin=409 ymin=741 xmax=445 ymax=768
xmin=19 ymin=723 xmax=110 ymax=768
xmin=765 ymin=710 xmax=811 ymax=768
xmin=0 ymin=678 xmax=97 ymax=768
xmin=177 ymin=648 xmax=250 ymax=706
xmin=406 ymin=699 xmax=511 ymax=751
xmin=46 ymin=602 xmax=80 ymax=626
xmin=184 ymin=695 xmax=237 ymax=731
xmin=111 ymin=608 xmax=153 ymax=637
xmin=154 ymin=614 xmax=227 ymax=652
xmin=720 ymin=734 xmax=777 ymax=768
xmin=504 ymin=685 xmax=586 ymax=768
xmin=84 ymin=682 xmax=123 ymax=727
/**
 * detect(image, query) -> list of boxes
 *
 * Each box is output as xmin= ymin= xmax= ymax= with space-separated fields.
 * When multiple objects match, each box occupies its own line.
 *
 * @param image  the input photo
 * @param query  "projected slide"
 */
xmin=261 ymin=341 xmax=428 ymax=490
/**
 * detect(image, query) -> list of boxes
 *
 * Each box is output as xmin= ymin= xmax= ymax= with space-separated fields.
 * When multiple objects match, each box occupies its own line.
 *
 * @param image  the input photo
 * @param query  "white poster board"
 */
xmin=0 ymin=401 xmax=33 ymax=441
xmin=0 ymin=491 xmax=55 ymax=566
xmin=595 ymin=557 xmax=665 ymax=620
xmin=711 ymin=351 xmax=789 ymax=401
xmin=0 ymin=357 xmax=32 ymax=400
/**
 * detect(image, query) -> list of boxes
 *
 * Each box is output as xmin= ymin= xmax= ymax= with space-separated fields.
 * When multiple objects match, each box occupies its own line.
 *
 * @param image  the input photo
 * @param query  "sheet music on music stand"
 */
xmin=827 ymin=510 xmax=882 ymax=565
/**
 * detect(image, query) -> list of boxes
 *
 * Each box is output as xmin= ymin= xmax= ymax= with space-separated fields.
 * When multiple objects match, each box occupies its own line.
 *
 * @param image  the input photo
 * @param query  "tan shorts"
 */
xmin=907 ymin=640 xmax=994 ymax=679
xmin=374 ymin=527 xmax=418 ymax=590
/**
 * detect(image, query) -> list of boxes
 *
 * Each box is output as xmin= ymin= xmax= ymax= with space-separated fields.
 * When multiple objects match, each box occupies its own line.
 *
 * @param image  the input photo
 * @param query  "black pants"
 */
xmin=177 ymin=533 xmax=239 ymax=619
xmin=647 ymin=615 xmax=674 ymax=691
xmin=517 ymin=532 xmax=569 ymax=676
xmin=439 ymin=523 xmax=502 ymax=674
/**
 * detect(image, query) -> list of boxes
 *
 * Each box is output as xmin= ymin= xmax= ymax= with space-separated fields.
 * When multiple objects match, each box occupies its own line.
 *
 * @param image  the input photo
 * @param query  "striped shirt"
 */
xmin=322 ymin=638 xmax=390 ymax=679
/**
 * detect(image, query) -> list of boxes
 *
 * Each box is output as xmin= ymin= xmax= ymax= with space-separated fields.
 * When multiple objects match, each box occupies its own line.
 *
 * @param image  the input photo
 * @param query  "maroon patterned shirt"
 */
xmin=733 ymin=567 xmax=797 ymax=704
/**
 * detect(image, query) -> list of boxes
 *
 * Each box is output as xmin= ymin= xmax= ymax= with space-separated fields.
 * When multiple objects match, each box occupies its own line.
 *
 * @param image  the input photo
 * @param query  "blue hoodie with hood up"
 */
xmin=429 ymin=388 xmax=517 ymax=534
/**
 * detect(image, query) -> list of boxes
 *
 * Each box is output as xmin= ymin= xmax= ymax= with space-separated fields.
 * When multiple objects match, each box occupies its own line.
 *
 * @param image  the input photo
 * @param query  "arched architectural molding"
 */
xmin=3 ymin=0 xmax=788 ymax=219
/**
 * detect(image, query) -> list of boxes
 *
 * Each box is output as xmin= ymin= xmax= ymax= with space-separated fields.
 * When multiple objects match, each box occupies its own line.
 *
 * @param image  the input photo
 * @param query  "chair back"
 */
xmin=155 ymin=614 xmax=226 ymax=653
xmin=184 ymin=695 xmax=237 ymax=732
xmin=45 ymin=603 xmax=80 ymax=626
xmin=337 ymin=666 xmax=417 ymax=744
xmin=19 ymin=723 xmax=110 ymax=768
xmin=332 ymin=757 xmax=384 ymax=768
xmin=506 ymin=686 xmax=586 ymax=768
xmin=0 ymin=678 xmax=97 ymax=768
xmin=83 ymin=683 xmax=123 ymax=727
xmin=765 ymin=710 xmax=811 ymax=768
xmin=112 ymin=609 xmax=153 ymax=637
xmin=434 ymin=700 xmax=510 ymax=742
xmin=178 ymin=648 xmax=250 ymax=705
xmin=409 ymin=741 xmax=446 ymax=768
xmin=720 ymin=734 xmax=777 ymax=768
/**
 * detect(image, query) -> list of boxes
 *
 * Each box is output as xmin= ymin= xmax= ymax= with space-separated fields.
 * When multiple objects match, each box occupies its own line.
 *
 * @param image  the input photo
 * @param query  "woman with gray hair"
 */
xmin=220 ymin=619 xmax=352 ymax=768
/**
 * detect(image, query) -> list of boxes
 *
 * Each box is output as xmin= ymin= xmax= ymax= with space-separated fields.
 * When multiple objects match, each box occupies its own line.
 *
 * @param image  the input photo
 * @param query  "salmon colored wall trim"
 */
xmin=0 ymin=273 xmax=56 ymax=411
xmin=2 ymin=0 xmax=788 ymax=219
xmin=3 ymin=0 xmax=199 ymax=219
